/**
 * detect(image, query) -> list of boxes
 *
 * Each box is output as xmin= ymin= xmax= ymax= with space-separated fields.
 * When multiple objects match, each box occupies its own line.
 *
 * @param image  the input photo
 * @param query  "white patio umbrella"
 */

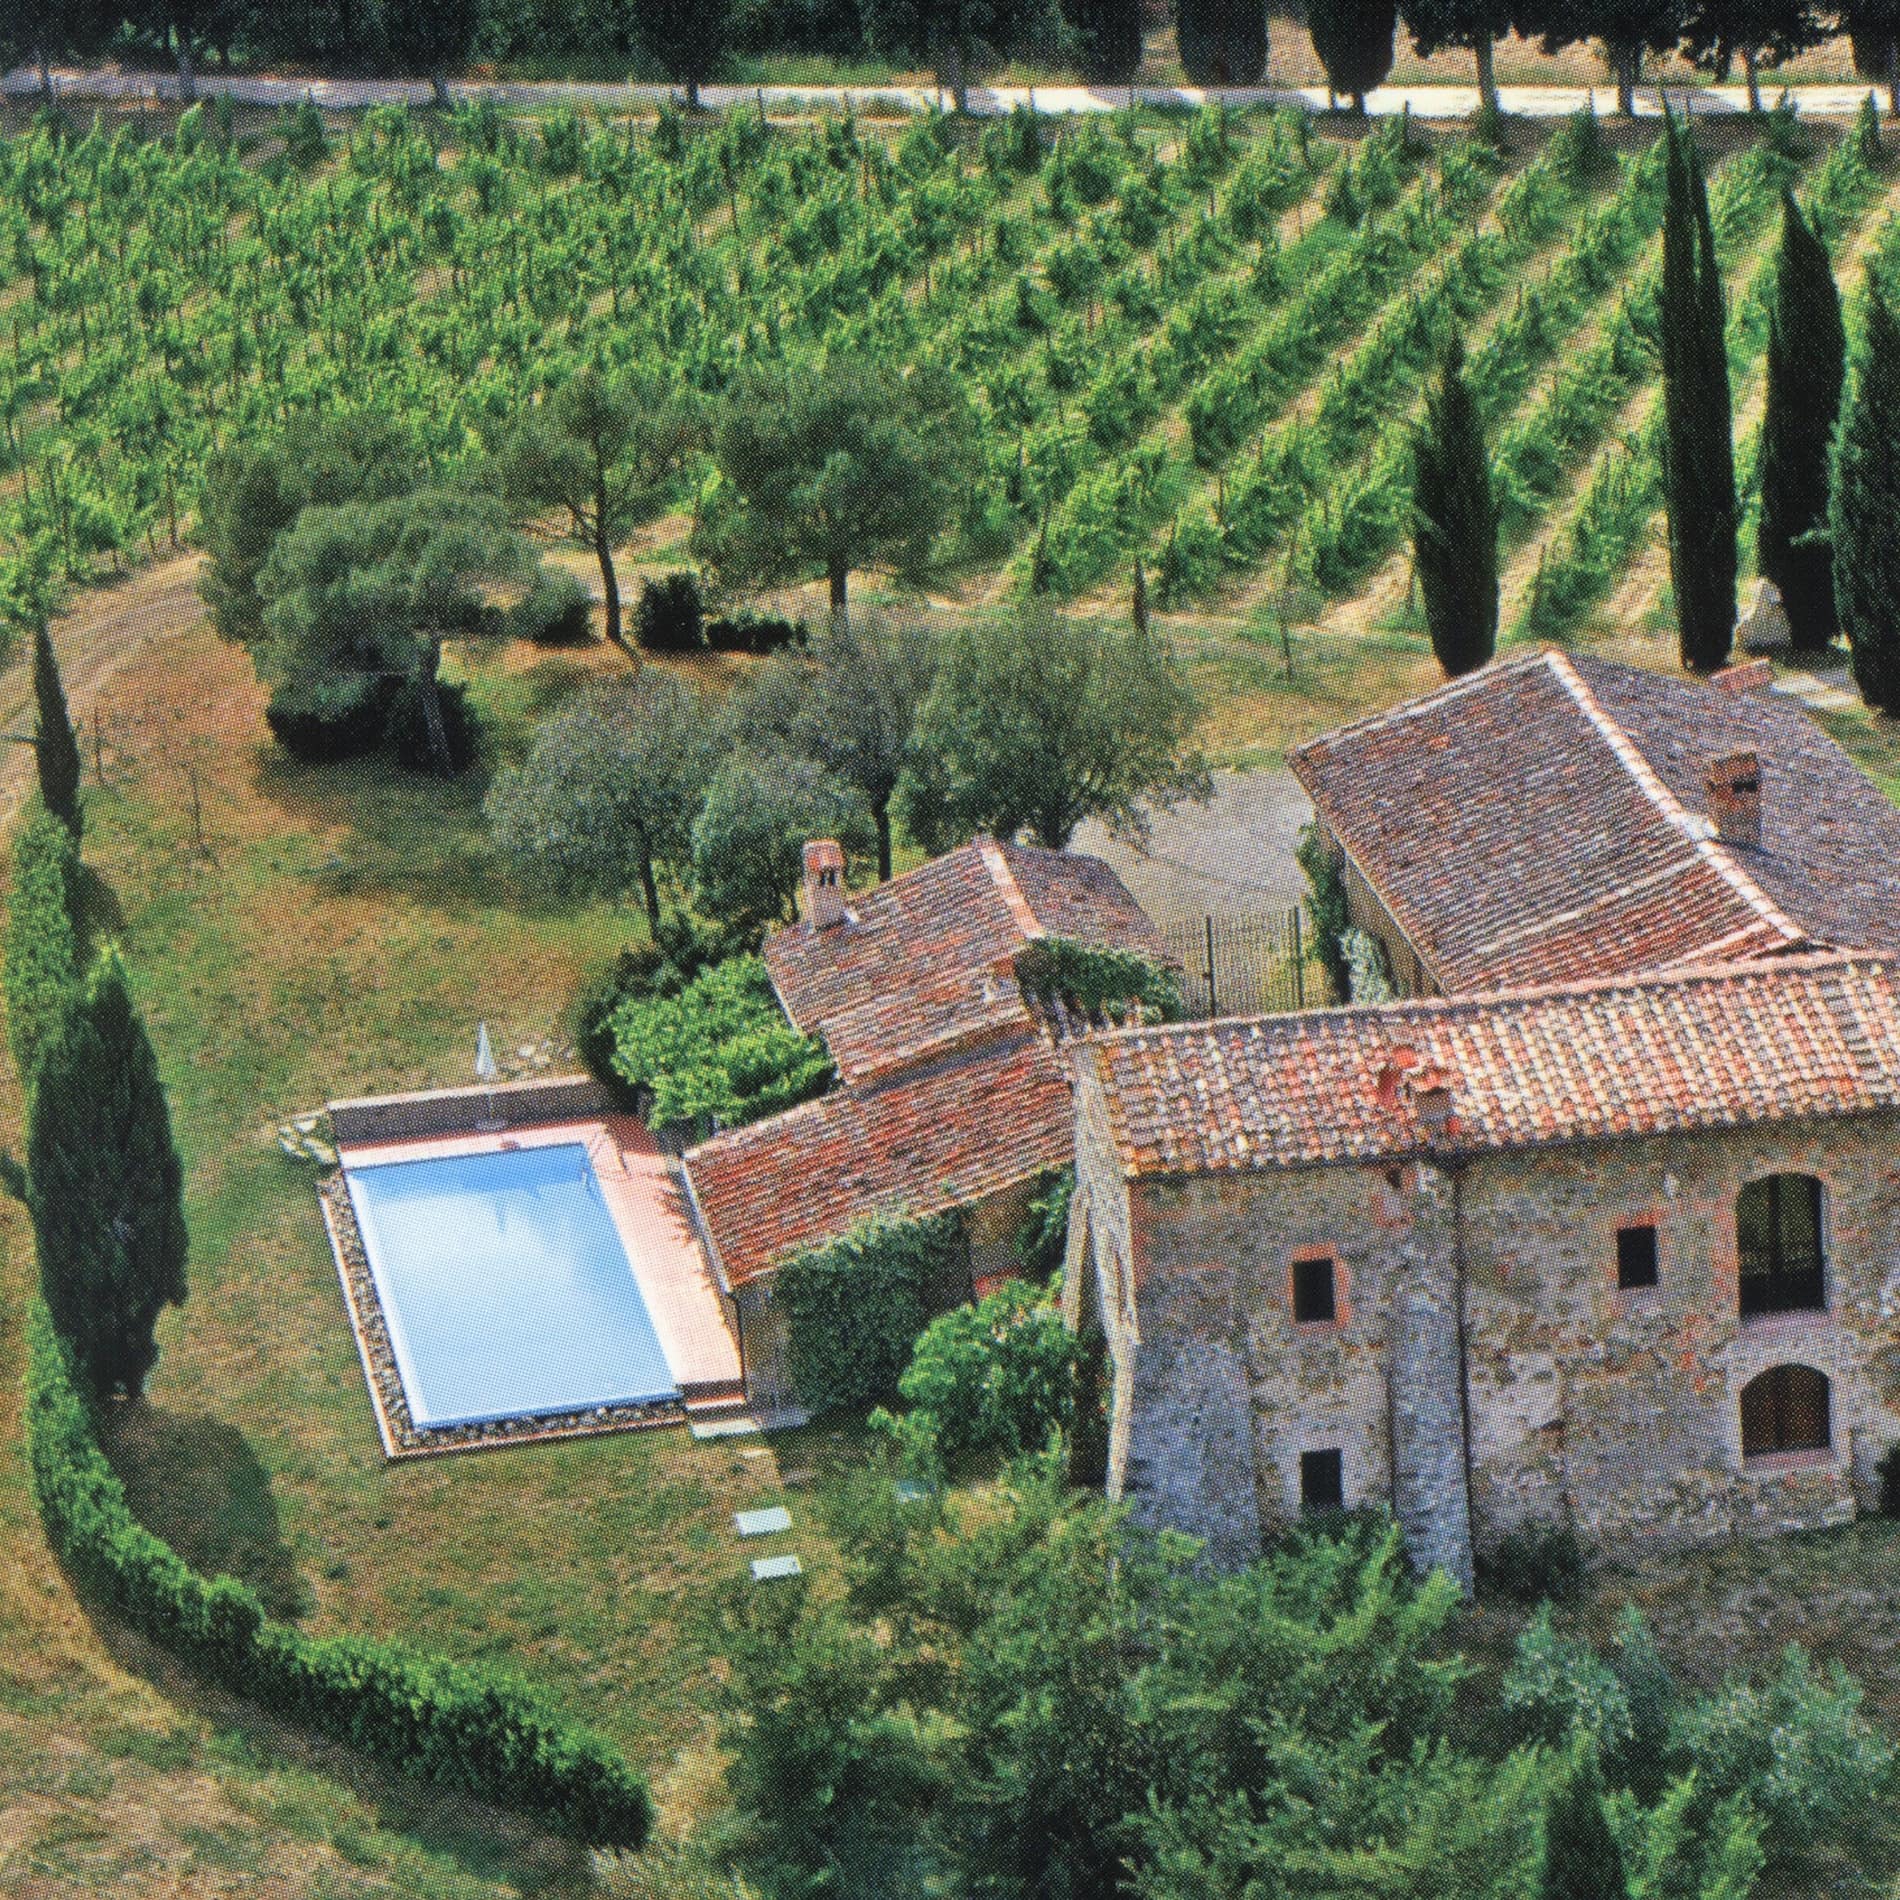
xmin=475 ymin=1021 xmax=499 ymax=1083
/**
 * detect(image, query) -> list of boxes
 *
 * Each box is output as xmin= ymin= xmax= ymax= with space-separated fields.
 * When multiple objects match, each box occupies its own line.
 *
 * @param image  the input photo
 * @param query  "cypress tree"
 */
xmin=1539 ymin=1749 xmax=1630 ymax=1900
xmin=1177 ymin=0 xmax=1268 ymax=84
xmin=1066 ymin=0 xmax=1144 ymax=82
xmin=1308 ymin=0 xmax=1398 ymax=111
xmin=1758 ymin=190 xmax=1847 ymax=653
xmin=28 ymin=948 xmax=189 ymax=1400
xmin=1412 ymin=335 xmax=1498 ymax=678
xmin=32 ymin=620 xmax=82 ymax=839
xmin=1659 ymin=108 xmax=1738 ymax=675
xmin=1831 ymin=275 xmax=1900 ymax=714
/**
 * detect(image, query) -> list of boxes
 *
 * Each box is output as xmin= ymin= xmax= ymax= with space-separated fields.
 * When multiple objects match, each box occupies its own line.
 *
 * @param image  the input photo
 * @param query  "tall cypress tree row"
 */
xmin=1659 ymin=108 xmax=1738 ymax=675
xmin=1177 ymin=0 xmax=1268 ymax=84
xmin=28 ymin=948 xmax=189 ymax=1401
xmin=1831 ymin=276 xmax=1900 ymax=714
xmin=1412 ymin=336 xmax=1498 ymax=678
xmin=1065 ymin=0 xmax=1144 ymax=81
xmin=1758 ymin=190 xmax=1847 ymax=653
xmin=31 ymin=621 xmax=82 ymax=840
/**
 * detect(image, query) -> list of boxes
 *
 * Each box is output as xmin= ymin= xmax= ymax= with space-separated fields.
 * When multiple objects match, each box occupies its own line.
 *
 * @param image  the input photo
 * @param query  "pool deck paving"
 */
xmin=335 ymin=1114 xmax=744 ymax=1408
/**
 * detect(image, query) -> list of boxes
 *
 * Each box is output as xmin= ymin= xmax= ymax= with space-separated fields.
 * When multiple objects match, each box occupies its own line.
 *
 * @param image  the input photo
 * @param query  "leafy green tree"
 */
xmin=1063 ymin=0 xmax=1143 ymax=82
xmin=485 ymin=671 xmax=719 ymax=932
xmin=1680 ymin=0 xmax=1829 ymax=112
xmin=128 ymin=0 xmax=244 ymax=103
xmin=1176 ymin=0 xmax=1268 ymax=84
xmin=901 ymin=605 xmax=1210 ymax=852
xmin=32 ymin=621 xmax=82 ymax=840
xmin=1308 ymin=0 xmax=1398 ymax=111
xmin=1832 ymin=277 xmax=1900 ymax=712
xmin=697 ymin=358 xmax=972 ymax=626
xmin=498 ymin=366 xmax=706 ymax=652
xmin=1519 ymin=0 xmax=1688 ymax=115
xmin=691 ymin=752 xmax=875 ymax=934
xmin=198 ymin=414 xmax=419 ymax=651
xmin=731 ymin=612 xmax=941 ymax=882
xmin=1846 ymin=0 xmax=1900 ymax=116
xmin=1540 ymin=1747 xmax=1631 ymax=1900
xmin=1758 ymin=190 xmax=1846 ymax=652
xmin=0 ymin=0 xmax=113 ymax=95
xmin=1412 ymin=335 xmax=1499 ymax=678
xmin=1659 ymin=107 xmax=1737 ymax=674
xmin=379 ymin=0 xmax=477 ymax=102
xmin=29 ymin=949 xmax=188 ymax=1402
xmin=630 ymin=0 xmax=732 ymax=109
xmin=1399 ymin=0 xmax=1514 ymax=111
xmin=859 ymin=0 xmax=1032 ymax=111
xmin=257 ymin=487 xmax=551 ymax=777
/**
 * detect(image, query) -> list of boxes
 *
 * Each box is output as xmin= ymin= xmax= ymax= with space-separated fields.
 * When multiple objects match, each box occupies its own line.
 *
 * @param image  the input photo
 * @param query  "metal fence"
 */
xmin=1161 ymin=908 xmax=1319 ymax=1021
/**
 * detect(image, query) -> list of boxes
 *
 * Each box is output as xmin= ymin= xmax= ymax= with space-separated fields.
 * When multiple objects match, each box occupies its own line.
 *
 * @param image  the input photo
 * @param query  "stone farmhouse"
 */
xmin=681 ymin=835 xmax=1170 ymax=1408
xmin=1064 ymin=651 xmax=1900 ymax=1587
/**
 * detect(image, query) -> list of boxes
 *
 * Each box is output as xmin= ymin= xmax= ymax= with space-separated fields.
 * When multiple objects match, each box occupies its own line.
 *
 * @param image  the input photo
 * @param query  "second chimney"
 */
xmin=1706 ymin=751 xmax=1762 ymax=851
xmin=802 ymin=838 xmax=847 ymax=929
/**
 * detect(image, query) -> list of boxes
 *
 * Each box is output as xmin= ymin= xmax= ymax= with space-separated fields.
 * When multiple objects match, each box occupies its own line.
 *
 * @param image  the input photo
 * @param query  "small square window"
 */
xmin=1292 ymin=1256 xmax=1337 ymax=1324
xmin=1617 ymin=1224 xmax=1660 ymax=1291
xmin=1300 ymin=1448 xmax=1344 ymax=1513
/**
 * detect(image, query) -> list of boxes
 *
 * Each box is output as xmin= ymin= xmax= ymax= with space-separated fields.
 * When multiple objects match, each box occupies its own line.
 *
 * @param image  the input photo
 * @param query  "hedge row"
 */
xmin=3 ymin=806 xmax=79 ymax=1087
xmin=25 ymin=1302 xmax=652 ymax=1850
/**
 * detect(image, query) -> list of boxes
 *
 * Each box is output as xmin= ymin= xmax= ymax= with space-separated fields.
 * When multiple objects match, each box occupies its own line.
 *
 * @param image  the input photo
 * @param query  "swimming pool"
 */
xmin=344 ymin=1142 xmax=680 ymax=1429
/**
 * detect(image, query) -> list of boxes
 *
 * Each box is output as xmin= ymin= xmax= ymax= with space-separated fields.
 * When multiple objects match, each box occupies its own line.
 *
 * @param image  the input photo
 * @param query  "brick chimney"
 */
xmin=1408 ymin=1064 xmax=1455 ymax=1141
xmin=802 ymin=838 xmax=847 ymax=929
xmin=1706 ymin=750 xmax=1762 ymax=851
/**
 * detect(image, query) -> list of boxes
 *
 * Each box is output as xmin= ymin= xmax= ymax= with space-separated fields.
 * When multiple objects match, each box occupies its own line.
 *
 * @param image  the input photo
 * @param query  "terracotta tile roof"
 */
xmin=683 ymin=1031 xmax=1075 ymax=1286
xmin=1086 ymin=953 xmax=1900 ymax=1177
xmin=1289 ymin=651 xmax=1900 ymax=993
xmin=762 ymin=838 xmax=1168 ymax=1084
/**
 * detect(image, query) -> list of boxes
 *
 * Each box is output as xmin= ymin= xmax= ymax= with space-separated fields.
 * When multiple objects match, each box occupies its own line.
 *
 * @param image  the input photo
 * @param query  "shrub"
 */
xmin=264 ymin=677 xmax=390 ymax=763
xmin=635 ymin=572 xmax=705 ymax=651
xmin=1481 ymin=1521 xmax=1586 ymax=1603
xmin=1341 ymin=926 xmax=1395 ymax=1005
xmin=778 ymin=1212 xmax=960 ymax=1412
xmin=1879 ymin=1440 xmax=1900 ymax=1516
xmin=608 ymin=954 xmax=831 ymax=1134
xmin=1502 ymin=1602 xmax=1634 ymax=1760
xmin=1673 ymin=1644 xmax=1895 ymax=1865
xmin=1295 ymin=820 xmax=1350 ymax=1003
xmin=705 ymin=611 xmax=808 ymax=653
xmin=1015 ymin=1168 xmax=1073 ymax=1282
xmin=383 ymin=678 xmax=476 ymax=776
xmin=4 ymin=807 xmax=79 ymax=1088
xmin=882 ymin=1280 xmax=1082 ymax=1473
xmin=25 ymin=1303 xmax=652 ymax=1848
xmin=511 ymin=568 xmax=595 ymax=645
xmin=1013 ymin=937 xmax=1183 ymax=1025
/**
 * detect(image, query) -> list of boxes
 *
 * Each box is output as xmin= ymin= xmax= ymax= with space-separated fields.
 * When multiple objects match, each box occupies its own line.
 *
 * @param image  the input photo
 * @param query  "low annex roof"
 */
xmin=683 ymin=1030 xmax=1075 ymax=1287
xmin=1084 ymin=954 xmax=1900 ymax=1178
xmin=762 ymin=837 xmax=1168 ymax=1085
xmin=1289 ymin=651 xmax=1900 ymax=993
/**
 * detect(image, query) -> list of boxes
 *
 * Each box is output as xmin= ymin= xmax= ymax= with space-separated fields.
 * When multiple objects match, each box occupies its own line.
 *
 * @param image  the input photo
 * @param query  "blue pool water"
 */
xmin=345 ymin=1142 xmax=679 ymax=1429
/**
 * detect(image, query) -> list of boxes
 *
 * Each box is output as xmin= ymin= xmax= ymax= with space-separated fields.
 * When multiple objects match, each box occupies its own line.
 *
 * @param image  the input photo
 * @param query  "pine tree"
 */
xmin=1659 ymin=108 xmax=1738 ymax=675
xmin=1539 ymin=1749 xmax=1630 ymax=1900
xmin=29 ymin=949 xmax=189 ymax=1400
xmin=1831 ymin=275 xmax=1900 ymax=713
xmin=1412 ymin=336 xmax=1498 ymax=678
xmin=31 ymin=621 xmax=81 ymax=840
xmin=1758 ymin=190 xmax=1847 ymax=653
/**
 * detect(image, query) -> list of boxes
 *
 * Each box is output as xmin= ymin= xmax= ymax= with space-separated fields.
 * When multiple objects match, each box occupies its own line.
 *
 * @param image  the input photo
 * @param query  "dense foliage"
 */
xmin=3 ymin=804 xmax=79 ymax=1089
xmin=24 ymin=1303 xmax=653 ymax=1847
xmin=1832 ymin=276 xmax=1900 ymax=712
xmin=607 ymin=953 xmax=831 ymax=1132
xmin=31 ymin=621 xmax=82 ymax=837
xmin=1411 ymin=334 xmax=1499 ymax=678
xmin=1013 ymin=933 xmax=1184 ymax=1023
xmin=1295 ymin=819 xmax=1352 ymax=1004
xmin=29 ymin=949 xmax=189 ymax=1403
xmin=777 ymin=1211 xmax=961 ymax=1410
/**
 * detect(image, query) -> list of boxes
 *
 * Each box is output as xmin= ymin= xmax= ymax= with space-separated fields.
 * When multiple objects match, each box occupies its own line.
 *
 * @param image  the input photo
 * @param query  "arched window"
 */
xmin=1740 ymin=1365 xmax=1831 ymax=1459
xmin=1736 ymin=1174 xmax=1825 ymax=1316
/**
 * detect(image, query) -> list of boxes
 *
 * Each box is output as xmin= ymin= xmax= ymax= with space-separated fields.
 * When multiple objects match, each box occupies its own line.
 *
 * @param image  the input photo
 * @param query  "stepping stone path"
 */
xmin=276 ymin=1111 xmax=337 ymax=1167
xmin=734 ymin=1505 xmax=793 ymax=1537
xmin=894 ymin=1479 xmax=931 ymax=1504
xmin=751 ymin=1555 xmax=803 ymax=1581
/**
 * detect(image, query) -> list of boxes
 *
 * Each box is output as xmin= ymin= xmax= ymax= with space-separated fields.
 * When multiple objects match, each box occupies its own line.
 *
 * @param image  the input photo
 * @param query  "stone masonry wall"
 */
xmin=1095 ymin=1112 xmax=1900 ymax=1578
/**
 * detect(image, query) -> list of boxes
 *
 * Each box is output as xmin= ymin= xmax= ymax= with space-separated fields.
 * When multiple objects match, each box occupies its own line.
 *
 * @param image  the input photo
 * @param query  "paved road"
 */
xmin=7 ymin=64 xmax=1895 ymax=120
xmin=1074 ymin=767 xmax=1312 ymax=928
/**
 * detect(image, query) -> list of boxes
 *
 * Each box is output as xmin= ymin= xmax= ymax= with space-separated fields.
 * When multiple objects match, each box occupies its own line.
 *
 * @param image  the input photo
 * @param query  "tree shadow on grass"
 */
xmin=98 ymin=1402 xmax=310 ymax=1623
xmin=79 ymin=1611 xmax=599 ymax=1898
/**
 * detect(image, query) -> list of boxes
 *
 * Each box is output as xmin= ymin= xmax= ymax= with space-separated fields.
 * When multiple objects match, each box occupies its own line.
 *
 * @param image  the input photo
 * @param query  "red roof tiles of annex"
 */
xmin=762 ymin=836 xmax=1168 ymax=1085
xmin=683 ymin=1029 xmax=1075 ymax=1288
xmin=1084 ymin=953 xmax=1900 ymax=1178
xmin=1289 ymin=651 xmax=1900 ymax=994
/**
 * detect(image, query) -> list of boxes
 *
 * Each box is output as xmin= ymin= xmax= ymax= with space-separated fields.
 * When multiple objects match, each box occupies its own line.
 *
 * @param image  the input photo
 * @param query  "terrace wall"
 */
xmin=329 ymin=1075 xmax=616 ymax=1144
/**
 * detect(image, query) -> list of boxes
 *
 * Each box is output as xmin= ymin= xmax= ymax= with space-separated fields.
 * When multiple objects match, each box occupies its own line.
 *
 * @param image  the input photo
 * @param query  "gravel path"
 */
xmin=8 ymin=65 xmax=1894 ymax=120
xmin=1074 ymin=767 xmax=1313 ymax=928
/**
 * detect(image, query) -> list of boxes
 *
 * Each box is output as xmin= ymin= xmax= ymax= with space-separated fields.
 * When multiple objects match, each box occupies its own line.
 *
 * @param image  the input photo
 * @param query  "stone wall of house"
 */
xmin=1088 ymin=1113 xmax=1900 ymax=1579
